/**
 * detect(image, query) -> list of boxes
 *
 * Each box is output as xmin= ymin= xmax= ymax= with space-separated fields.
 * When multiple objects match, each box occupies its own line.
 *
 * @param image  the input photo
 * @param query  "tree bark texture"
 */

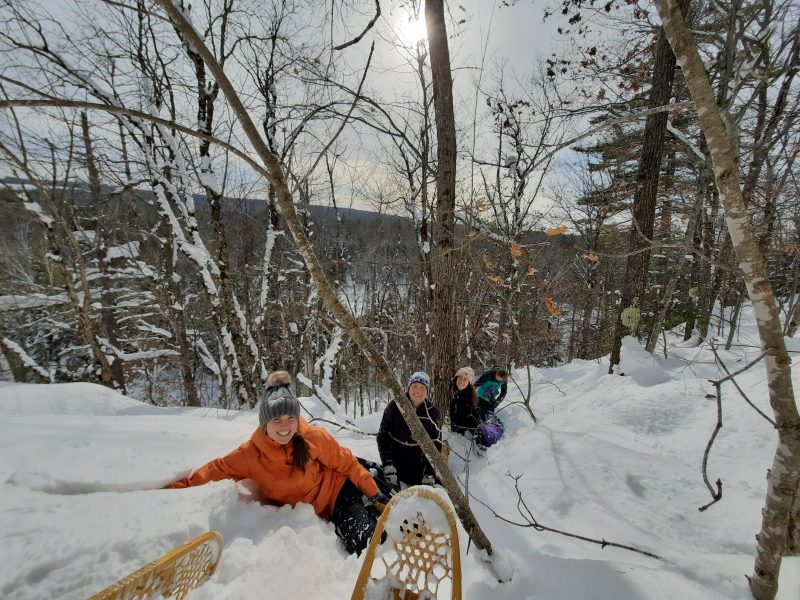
xmin=787 ymin=479 xmax=800 ymax=556
xmin=608 ymin=0 xmax=690 ymax=371
xmin=154 ymin=0 xmax=497 ymax=565
xmin=80 ymin=111 xmax=127 ymax=393
xmin=653 ymin=1 xmax=800 ymax=598
xmin=425 ymin=0 xmax=460 ymax=413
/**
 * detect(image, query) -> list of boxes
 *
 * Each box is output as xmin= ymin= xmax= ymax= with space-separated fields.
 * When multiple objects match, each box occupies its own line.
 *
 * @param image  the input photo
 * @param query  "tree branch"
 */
xmin=467 ymin=473 xmax=662 ymax=560
xmin=302 ymin=41 xmax=374 ymax=182
xmin=709 ymin=344 xmax=776 ymax=426
xmin=332 ymin=0 xmax=380 ymax=51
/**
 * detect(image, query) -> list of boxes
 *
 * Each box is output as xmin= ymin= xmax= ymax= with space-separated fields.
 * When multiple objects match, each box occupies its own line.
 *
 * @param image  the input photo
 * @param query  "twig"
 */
xmin=698 ymin=343 xmax=774 ymax=511
xmin=0 ymin=95 xmax=279 ymax=188
xmin=698 ymin=377 xmax=723 ymax=512
xmin=710 ymin=345 xmax=775 ymax=427
xmin=467 ymin=473 xmax=661 ymax=560
xmin=307 ymin=417 xmax=374 ymax=436
xmin=302 ymin=42 xmax=374 ymax=182
xmin=532 ymin=100 xmax=695 ymax=170
xmin=333 ymin=0 xmax=381 ymax=50
xmin=301 ymin=381 xmax=373 ymax=436
xmin=494 ymin=399 xmax=534 ymax=420
xmin=536 ymin=379 xmax=567 ymax=395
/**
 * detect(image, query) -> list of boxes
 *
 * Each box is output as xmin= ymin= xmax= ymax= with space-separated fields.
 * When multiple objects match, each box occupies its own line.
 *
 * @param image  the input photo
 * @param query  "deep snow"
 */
xmin=1 ymin=304 xmax=798 ymax=599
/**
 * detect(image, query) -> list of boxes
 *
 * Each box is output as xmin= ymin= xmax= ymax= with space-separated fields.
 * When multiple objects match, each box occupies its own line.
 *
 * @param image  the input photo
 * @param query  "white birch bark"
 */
xmin=652 ymin=1 xmax=800 ymax=597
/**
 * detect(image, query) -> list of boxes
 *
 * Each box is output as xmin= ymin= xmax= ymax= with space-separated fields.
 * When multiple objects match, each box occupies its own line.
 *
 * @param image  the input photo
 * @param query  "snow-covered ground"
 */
xmin=1 ymin=304 xmax=798 ymax=599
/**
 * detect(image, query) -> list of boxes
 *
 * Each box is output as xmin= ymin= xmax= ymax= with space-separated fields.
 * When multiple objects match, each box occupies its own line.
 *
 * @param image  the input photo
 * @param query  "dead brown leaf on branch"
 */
xmin=544 ymin=295 xmax=561 ymax=316
xmin=546 ymin=225 xmax=569 ymax=236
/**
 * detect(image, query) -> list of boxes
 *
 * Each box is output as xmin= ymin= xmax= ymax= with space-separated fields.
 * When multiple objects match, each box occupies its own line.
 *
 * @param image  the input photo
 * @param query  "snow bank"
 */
xmin=0 ymin=319 xmax=798 ymax=599
xmin=0 ymin=382 xmax=139 ymax=416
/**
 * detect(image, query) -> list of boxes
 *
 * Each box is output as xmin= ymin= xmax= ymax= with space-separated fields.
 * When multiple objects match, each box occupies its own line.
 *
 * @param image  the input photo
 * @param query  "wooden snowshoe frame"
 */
xmin=88 ymin=531 xmax=223 ymax=600
xmin=352 ymin=486 xmax=462 ymax=600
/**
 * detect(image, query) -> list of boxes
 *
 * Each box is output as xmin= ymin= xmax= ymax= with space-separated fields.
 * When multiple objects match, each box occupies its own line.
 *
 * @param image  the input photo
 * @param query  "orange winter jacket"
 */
xmin=165 ymin=417 xmax=378 ymax=518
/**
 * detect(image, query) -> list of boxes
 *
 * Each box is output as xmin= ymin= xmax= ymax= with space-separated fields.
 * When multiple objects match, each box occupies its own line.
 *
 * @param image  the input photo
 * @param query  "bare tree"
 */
xmin=152 ymin=0 xmax=500 ymax=569
xmin=423 ymin=0 xmax=460 ymax=411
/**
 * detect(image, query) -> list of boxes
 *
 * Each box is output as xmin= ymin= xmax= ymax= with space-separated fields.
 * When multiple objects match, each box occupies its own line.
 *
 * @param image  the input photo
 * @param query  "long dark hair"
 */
xmin=291 ymin=433 xmax=310 ymax=472
xmin=452 ymin=377 xmax=480 ymax=410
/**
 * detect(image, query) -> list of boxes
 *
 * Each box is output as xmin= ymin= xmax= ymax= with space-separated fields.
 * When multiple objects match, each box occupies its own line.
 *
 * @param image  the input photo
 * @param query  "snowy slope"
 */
xmin=1 ymin=305 xmax=798 ymax=599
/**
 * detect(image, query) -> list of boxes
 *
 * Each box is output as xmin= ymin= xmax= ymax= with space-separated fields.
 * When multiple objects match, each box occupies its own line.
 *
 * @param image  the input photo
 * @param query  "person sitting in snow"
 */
xmin=472 ymin=367 xmax=508 ymax=448
xmin=164 ymin=371 xmax=388 ymax=556
xmin=449 ymin=366 xmax=481 ymax=436
xmin=377 ymin=371 xmax=442 ymax=490
xmin=474 ymin=366 xmax=509 ymax=418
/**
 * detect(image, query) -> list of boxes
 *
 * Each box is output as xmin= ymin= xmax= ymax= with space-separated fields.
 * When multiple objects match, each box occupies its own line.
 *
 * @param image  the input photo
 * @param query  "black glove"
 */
xmin=368 ymin=491 xmax=390 ymax=506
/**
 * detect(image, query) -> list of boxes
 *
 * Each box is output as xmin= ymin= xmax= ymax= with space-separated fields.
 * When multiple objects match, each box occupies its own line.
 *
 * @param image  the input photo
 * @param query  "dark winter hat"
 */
xmin=259 ymin=370 xmax=300 ymax=425
xmin=407 ymin=371 xmax=430 ymax=392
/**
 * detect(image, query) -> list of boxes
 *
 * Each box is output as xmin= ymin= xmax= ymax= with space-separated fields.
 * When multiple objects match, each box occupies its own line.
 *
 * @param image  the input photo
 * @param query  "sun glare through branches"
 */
xmin=397 ymin=13 xmax=428 ymax=46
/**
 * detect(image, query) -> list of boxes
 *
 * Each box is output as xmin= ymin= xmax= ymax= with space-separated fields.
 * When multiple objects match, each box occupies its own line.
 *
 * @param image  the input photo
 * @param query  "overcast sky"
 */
xmin=2 ymin=0 xmax=578 ymax=223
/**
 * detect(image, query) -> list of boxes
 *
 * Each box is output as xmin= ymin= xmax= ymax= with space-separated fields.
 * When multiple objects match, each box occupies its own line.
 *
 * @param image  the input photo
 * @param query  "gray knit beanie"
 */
xmin=258 ymin=371 xmax=300 ymax=425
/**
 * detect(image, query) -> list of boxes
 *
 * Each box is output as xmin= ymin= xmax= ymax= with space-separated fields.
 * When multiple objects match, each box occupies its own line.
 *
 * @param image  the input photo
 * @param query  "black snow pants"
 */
xmin=331 ymin=479 xmax=380 ymax=555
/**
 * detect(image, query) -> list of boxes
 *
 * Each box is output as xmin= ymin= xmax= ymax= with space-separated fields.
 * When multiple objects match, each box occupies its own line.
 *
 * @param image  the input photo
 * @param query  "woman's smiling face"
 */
xmin=408 ymin=382 xmax=428 ymax=406
xmin=265 ymin=415 xmax=299 ymax=445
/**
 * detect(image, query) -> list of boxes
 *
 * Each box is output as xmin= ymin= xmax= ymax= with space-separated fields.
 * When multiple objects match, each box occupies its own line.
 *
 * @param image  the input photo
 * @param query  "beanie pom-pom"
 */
xmin=267 ymin=370 xmax=292 ymax=388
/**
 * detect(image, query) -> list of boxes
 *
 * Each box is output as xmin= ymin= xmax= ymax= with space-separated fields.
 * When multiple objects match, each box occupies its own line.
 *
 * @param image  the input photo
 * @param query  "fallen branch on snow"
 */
xmin=468 ymin=472 xmax=662 ymax=560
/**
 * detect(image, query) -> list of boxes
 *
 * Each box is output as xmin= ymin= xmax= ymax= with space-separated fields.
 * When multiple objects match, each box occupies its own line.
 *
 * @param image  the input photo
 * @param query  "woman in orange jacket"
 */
xmin=165 ymin=371 xmax=388 ymax=555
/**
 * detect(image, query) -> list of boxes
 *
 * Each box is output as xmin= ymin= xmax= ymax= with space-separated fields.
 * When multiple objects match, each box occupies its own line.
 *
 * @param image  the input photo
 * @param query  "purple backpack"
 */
xmin=479 ymin=421 xmax=504 ymax=447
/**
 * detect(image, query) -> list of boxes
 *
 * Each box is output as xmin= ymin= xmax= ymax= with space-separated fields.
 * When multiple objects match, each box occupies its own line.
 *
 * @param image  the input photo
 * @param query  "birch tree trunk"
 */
xmin=154 ymin=0 xmax=498 ymax=566
xmin=787 ymin=479 xmax=799 ymax=556
xmin=652 ymin=1 xmax=800 ymax=597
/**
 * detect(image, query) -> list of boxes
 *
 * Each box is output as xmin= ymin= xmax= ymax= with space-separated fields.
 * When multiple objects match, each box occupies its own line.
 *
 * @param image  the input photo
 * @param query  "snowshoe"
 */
xmin=351 ymin=486 xmax=461 ymax=600
xmin=88 ymin=531 xmax=223 ymax=600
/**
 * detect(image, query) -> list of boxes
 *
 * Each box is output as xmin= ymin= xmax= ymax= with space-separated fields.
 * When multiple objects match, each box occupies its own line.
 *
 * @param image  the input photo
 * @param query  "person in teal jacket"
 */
xmin=474 ymin=367 xmax=508 ymax=418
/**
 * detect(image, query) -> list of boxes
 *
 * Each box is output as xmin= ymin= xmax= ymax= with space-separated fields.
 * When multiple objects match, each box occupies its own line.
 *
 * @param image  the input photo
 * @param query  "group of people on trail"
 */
xmin=450 ymin=365 xmax=509 ymax=449
xmin=164 ymin=365 xmax=510 ymax=556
